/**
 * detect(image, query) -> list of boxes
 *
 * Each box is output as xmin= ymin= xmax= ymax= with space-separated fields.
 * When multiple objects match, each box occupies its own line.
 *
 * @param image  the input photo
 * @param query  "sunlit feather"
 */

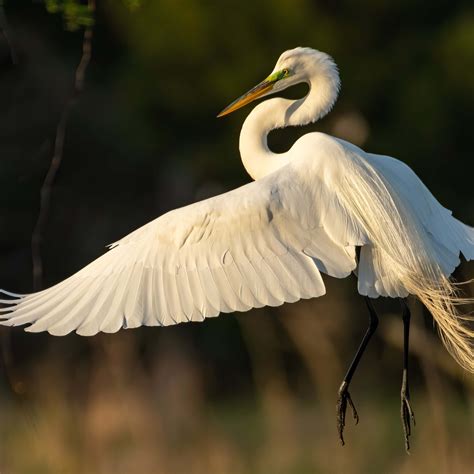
xmin=1 ymin=47 xmax=473 ymax=372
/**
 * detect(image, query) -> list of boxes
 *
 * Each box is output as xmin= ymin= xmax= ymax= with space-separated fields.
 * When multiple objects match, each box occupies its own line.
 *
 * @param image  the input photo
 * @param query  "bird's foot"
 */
xmin=401 ymin=387 xmax=416 ymax=453
xmin=337 ymin=380 xmax=359 ymax=446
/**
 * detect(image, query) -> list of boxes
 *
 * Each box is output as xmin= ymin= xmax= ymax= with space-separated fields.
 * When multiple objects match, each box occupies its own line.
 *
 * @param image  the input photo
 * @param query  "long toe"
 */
xmin=337 ymin=383 xmax=359 ymax=446
xmin=401 ymin=394 xmax=416 ymax=453
xmin=336 ymin=392 xmax=347 ymax=445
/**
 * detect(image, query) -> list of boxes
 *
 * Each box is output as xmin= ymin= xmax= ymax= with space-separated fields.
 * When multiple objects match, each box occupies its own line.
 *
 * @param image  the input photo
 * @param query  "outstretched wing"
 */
xmin=0 ymin=162 xmax=366 ymax=336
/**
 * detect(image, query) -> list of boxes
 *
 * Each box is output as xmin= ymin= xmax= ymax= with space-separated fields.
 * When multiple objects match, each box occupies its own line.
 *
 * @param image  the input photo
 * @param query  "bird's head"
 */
xmin=217 ymin=47 xmax=339 ymax=117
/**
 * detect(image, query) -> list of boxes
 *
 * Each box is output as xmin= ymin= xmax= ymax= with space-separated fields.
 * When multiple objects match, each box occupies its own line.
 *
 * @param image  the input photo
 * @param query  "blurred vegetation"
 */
xmin=45 ymin=0 xmax=94 ymax=31
xmin=0 ymin=0 xmax=473 ymax=473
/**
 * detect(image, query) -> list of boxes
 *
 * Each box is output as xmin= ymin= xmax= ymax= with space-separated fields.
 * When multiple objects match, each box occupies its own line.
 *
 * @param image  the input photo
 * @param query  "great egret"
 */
xmin=1 ymin=47 xmax=473 ymax=451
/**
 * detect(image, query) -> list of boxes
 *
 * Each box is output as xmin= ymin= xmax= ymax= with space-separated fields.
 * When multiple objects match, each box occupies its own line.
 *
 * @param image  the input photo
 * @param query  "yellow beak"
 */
xmin=217 ymin=79 xmax=275 ymax=118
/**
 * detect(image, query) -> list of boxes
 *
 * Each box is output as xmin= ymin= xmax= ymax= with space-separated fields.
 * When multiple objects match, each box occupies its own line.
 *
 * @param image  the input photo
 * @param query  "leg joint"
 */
xmin=400 ymin=299 xmax=411 ymax=323
xmin=369 ymin=315 xmax=379 ymax=331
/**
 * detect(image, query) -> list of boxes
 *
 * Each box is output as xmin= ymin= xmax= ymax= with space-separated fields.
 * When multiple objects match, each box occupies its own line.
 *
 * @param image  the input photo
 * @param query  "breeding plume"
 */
xmin=1 ymin=47 xmax=473 ymax=451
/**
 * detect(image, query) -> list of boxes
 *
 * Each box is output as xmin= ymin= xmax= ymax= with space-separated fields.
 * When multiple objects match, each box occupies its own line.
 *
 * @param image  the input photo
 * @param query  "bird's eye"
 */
xmin=283 ymin=68 xmax=290 ymax=76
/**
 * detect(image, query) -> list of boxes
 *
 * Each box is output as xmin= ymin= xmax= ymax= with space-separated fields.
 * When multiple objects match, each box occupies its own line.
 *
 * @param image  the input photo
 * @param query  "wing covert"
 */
xmin=1 ymin=163 xmax=364 ymax=335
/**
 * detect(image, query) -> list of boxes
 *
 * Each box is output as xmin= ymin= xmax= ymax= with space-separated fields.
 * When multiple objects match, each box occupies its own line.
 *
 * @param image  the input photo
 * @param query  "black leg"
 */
xmin=400 ymin=298 xmax=416 ymax=453
xmin=337 ymin=296 xmax=379 ymax=445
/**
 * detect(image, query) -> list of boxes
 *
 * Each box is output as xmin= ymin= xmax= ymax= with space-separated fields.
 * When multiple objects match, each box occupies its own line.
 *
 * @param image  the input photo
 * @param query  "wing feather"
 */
xmin=1 ymin=153 xmax=364 ymax=335
xmin=365 ymin=153 xmax=474 ymax=266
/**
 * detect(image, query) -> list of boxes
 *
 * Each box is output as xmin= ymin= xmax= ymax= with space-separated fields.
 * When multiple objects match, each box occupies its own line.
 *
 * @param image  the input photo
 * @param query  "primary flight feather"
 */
xmin=1 ymin=46 xmax=473 ymax=449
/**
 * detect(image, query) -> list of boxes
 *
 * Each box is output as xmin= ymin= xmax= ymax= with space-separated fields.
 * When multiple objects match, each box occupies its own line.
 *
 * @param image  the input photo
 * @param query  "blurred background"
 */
xmin=0 ymin=0 xmax=473 ymax=472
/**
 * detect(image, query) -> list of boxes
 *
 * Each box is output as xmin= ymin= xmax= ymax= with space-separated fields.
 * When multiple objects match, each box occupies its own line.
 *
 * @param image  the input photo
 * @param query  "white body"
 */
xmin=1 ymin=48 xmax=473 ymax=371
xmin=1 ymin=131 xmax=472 ymax=334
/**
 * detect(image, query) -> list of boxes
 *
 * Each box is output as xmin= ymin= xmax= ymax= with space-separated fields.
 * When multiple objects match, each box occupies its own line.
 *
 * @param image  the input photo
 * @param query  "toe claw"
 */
xmin=337 ymin=381 xmax=359 ymax=446
xmin=347 ymin=394 xmax=359 ymax=425
xmin=401 ymin=392 xmax=416 ymax=453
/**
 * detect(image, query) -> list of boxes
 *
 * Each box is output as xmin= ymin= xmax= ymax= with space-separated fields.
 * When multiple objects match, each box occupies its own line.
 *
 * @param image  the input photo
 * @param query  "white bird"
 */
xmin=1 ymin=47 xmax=473 ymax=451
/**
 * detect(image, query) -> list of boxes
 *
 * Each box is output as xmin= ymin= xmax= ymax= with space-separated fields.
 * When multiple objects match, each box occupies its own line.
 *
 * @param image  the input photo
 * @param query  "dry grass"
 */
xmin=0 ymin=288 xmax=472 ymax=474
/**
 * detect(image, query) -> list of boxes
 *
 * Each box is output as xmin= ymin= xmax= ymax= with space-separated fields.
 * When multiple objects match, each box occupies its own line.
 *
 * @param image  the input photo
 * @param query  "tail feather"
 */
xmin=407 ymin=276 xmax=474 ymax=373
xmin=341 ymin=150 xmax=474 ymax=373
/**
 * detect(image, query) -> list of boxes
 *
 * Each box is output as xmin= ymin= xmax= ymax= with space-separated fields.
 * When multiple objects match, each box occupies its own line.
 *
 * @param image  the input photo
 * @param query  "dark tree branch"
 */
xmin=31 ymin=0 xmax=95 ymax=290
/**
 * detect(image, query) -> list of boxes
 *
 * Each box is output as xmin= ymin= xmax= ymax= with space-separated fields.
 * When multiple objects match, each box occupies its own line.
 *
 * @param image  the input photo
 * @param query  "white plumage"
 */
xmin=0 ymin=144 xmax=360 ymax=335
xmin=1 ymin=47 xmax=473 ymax=373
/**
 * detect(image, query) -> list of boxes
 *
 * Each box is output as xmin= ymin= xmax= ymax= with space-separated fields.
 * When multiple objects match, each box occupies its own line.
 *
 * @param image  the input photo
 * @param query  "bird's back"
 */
xmin=286 ymin=132 xmax=474 ymax=295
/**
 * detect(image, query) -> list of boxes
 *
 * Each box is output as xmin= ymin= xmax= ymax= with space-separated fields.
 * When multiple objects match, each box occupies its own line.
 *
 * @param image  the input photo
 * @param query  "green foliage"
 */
xmin=440 ymin=13 xmax=474 ymax=96
xmin=122 ymin=0 xmax=141 ymax=11
xmin=43 ymin=0 xmax=141 ymax=31
xmin=45 ymin=0 xmax=94 ymax=31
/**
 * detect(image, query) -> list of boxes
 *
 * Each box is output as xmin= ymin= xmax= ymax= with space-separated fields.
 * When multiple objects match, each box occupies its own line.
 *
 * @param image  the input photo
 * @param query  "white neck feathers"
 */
xmin=239 ymin=56 xmax=340 ymax=181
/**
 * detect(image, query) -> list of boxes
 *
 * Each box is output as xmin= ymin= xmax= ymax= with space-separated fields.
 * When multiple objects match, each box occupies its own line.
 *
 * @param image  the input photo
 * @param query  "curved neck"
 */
xmin=239 ymin=72 xmax=339 ymax=180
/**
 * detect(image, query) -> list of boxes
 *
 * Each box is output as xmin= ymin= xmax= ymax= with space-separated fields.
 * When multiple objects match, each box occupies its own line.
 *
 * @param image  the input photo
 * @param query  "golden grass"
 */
xmin=0 ymin=290 xmax=472 ymax=474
